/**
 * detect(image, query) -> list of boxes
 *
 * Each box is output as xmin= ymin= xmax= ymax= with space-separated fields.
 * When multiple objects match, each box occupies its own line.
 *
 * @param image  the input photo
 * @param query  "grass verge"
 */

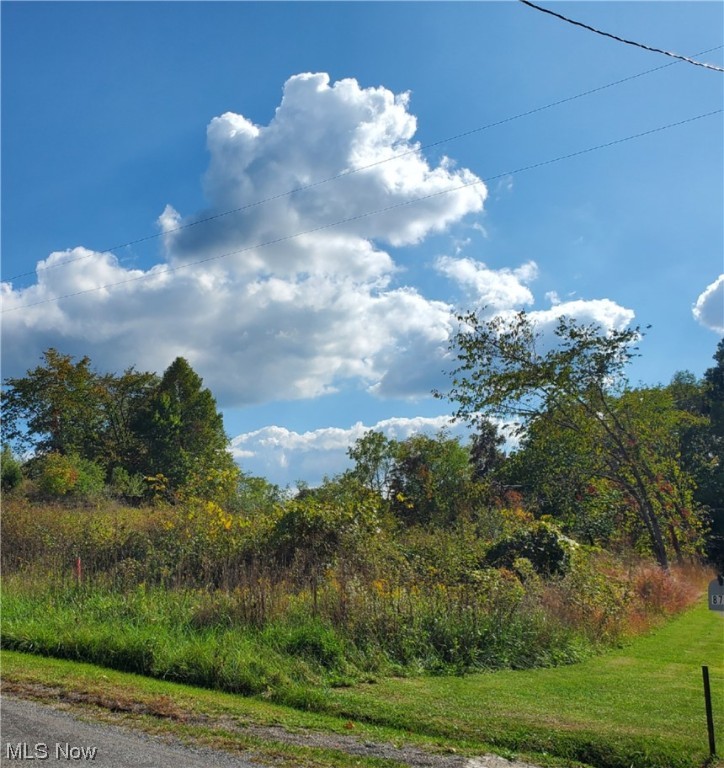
xmin=1 ymin=650 xmax=573 ymax=768
xmin=3 ymin=598 xmax=723 ymax=768
xmin=310 ymin=599 xmax=724 ymax=768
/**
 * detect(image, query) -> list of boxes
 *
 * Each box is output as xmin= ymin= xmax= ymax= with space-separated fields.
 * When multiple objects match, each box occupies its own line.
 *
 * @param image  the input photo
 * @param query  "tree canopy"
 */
xmin=438 ymin=311 xmax=710 ymax=568
xmin=2 ymin=350 xmax=235 ymax=501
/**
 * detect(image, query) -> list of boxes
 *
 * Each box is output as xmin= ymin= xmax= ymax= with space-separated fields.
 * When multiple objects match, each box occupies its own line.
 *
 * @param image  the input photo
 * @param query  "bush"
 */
xmin=36 ymin=453 xmax=105 ymax=499
xmin=1 ymin=445 xmax=23 ymax=493
xmin=109 ymin=466 xmax=147 ymax=502
xmin=485 ymin=521 xmax=572 ymax=577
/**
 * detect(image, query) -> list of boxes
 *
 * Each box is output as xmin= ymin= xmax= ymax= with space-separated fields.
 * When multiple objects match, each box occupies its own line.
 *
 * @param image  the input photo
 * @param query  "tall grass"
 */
xmin=1 ymin=497 xmax=710 ymax=700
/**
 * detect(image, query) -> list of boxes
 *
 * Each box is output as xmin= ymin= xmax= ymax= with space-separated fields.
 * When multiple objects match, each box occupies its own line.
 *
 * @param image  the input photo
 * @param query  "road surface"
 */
xmin=1 ymin=696 xmax=261 ymax=767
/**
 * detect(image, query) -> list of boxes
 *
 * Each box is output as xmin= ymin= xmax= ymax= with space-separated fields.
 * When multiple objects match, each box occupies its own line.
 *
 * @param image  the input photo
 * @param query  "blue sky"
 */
xmin=2 ymin=1 xmax=723 ymax=486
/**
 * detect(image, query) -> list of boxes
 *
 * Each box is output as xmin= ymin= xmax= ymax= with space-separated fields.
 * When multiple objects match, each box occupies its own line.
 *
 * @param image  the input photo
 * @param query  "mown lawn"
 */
xmin=315 ymin=599 xmax=724 ymax=767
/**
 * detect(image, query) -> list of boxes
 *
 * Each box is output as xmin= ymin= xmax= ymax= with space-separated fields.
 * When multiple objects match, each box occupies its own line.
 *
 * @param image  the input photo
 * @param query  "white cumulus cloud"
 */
xmin=527 ymin=298 xmax=636 ymax=333
xmin=2 ymin=73 xmax=488 ymax=405
xmin=435 ymin=255 xmax=538 ymax=309
xmin=693 ymin=275 xmax=724 ymax=333
xmin=2 ymin=71 xmax=635 ymax=415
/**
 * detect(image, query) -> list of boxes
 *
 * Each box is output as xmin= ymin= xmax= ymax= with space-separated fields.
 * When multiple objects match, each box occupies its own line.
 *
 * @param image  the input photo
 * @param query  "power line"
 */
xmin=519 ymin=0 xmax=724 ymax=73
xmin=3 ymin=108 xmax=720 ymax=316
xmin=5 ymin=46 xmax=721 ymax=284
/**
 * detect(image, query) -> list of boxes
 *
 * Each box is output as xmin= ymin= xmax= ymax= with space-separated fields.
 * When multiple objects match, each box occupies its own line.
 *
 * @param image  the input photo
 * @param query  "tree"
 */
xmin=1 ymin=445 xmax=23 ymax=493
xmin=438 ymin=311 xmax=706 ymax=568
xmin=139 ymin=357 xmax=235 ymax=494
xmin=97 ymin=368 xmax=159 ymax=475
xmin=346 ymin=430 xmax=397 ymax=498
xmin=700 ymin=340 xmax=724 ymax=567
xmin=2 ymin=349 xmax=104 ymax=458
xmin=388 ymin=432 xmax=474 ymax=527
xmin=501 ymin=406 xmax=611 ymax=544
xmin=703 ymin=339 xmax=724 ymax=438
xmin=469 ymin=418 xmax=506 ymax=481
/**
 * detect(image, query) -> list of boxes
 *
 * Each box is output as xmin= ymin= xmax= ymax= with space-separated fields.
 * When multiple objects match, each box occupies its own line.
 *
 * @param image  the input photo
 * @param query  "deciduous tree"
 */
xmin=438 ymin=311 xmax=706 ymax=568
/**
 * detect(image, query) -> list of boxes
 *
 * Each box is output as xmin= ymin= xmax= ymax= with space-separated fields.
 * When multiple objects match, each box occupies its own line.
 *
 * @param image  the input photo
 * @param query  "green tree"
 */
xmin=2 ymin=349 xmax=104 ymax=457
xmin=704 ymin=338 xmax=724 ymax=438
xmin=139 ymin=357 xmax=235 ymax=494
xmin=346 ymin=430 xmax=397 ymax=498
xmin=700 ymin=340 xmax=724 ymax=567
xmin=501 ymin=405 xmax=610 ymax=544
xmin=98 ymin=368 xmax=159 ymax=474
xmin=439 ymin=311 xmax=705 ymax=568
xmin=388 ymin=432 xmax=474 ymax=527
xmin=1 ymin=445 xmax=23 ymax=493
xmin=35 ymin=452 xmax=105 ymax=499
xmin=469 ymin=418 xmax=506 ymax=481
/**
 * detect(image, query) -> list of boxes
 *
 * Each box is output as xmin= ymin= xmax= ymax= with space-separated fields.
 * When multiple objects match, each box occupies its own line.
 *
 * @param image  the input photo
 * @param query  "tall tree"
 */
xmin=703 ymin=339 xmax=724 ymax=438
xmin=438 ymin=311 xmax=705 ymax=568
xmin=701 ymin=340 xmax=724 ymax=567
xmin=346 ymin=430 xmax=397 ymax=498
xmin=388 ymin=432 xmax=473 ymax=527
xmin=469 ymin=418 xmax=506 ymax=481
xmin=1 ymin=349 xmax=104 ymax=458
xmin=139 ymin=357 xmax=234 ymax=492
xmin=98 ymin=368 xmax=159 ymax=474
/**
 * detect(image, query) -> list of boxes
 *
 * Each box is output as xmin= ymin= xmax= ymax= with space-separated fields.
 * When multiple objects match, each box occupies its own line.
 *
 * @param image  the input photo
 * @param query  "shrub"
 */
xmin=1 ymin=445 xmax=23 ymax=493
xmin=36 ymin=453 xmax=105 ymax=499
xmin=109 ymin=467 xmax=147 ymax=502
xmin=485 ymin=521 xmax=572 ymax=577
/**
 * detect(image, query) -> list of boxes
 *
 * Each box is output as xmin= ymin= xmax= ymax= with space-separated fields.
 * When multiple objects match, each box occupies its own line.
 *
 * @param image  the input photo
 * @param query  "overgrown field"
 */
xmin=1 ymin=497 xmax=709 ymax=705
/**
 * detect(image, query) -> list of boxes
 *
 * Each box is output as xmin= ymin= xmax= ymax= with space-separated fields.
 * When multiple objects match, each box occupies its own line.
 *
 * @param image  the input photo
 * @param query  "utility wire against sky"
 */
xmin=518 ymin=0 xmax=724 ymax=73
xmin=3 ymin=108 xmax=720 ymax=316
xmin=4 ymin=45 xmax=721 ymax=284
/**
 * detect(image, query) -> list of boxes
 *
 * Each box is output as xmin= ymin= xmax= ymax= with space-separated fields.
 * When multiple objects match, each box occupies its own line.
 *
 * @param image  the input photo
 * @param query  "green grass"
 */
xmin=0 ymin=581 xmax=374 ymax=694
xmin=3 ymin=597 xmax=723 ymax=768
xmin=310 ymin=599 xmax=724 ymax=768
xmin=0 ymin=574 xmax=600 ymax=696
xmin=1 ymin=649 xmax=563 ymax=768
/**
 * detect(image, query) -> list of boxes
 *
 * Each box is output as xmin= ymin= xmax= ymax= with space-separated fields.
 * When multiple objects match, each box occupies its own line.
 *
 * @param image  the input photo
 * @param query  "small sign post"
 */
xmin=708 ymin=576 xmax=724 ymax=612
xmin=703 ymin=576 xmax=723 ymax=757
xmin=703 ymin=666 xmax=717 ymax=757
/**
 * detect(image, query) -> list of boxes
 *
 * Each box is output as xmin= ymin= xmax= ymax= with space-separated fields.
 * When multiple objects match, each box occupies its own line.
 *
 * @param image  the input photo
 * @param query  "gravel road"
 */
xmin=1 ymin=696 xmax=262 ymax=767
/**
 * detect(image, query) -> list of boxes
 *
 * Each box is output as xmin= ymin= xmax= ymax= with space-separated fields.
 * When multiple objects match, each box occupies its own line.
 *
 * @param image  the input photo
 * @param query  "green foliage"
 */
xmin=265 ymin=619 xmax=347 ymax=670
xmin=485 ymin=521 xmax=572 ymax=577
xmin=699 ymin=340 xmax=724 ymax=568
xmin=388 ymin=432 xmax=475 ymax=527
xmin=35 ymin=453 xmax=105 ymax=499
xmin=1 ymin=445 xmax=23 ymax=493
xmin=440 ymin=311 xmax=709 ymax=568
xmin=108 ymin=466 xmax=147 ymax=501
xmin=97 ymin=368 xmax=159 ymax=474
xmin=346 ymin=430 xmax=397 ymax=497
xmin=346 ymin=429 xmax=503 ymax=528
xmin=2 ymin=349 xmax=103 ymax=456
xmin=138 ymin=357 xmax=233 ymax=495
xmin=2 ymin=350 xmax=238 ymax=505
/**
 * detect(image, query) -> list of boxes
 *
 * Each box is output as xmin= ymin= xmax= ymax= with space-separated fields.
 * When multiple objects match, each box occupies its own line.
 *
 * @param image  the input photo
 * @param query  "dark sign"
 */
xmin=709 ymin=577 xmax=724 ymax=612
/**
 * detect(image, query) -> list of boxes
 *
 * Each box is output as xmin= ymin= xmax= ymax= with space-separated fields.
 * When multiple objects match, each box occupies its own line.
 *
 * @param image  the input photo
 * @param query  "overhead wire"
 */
xmin=518 ymin=0 xmax=724 ymax=73
xmin=4 ymin=45 xmax=721 ymax=284
xmin=3 ymin=108 xmax=720 ymax=315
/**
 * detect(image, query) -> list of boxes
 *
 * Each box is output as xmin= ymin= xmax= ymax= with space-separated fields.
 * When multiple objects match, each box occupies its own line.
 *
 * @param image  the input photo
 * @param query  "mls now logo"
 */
xmin=5 ymin=742 xmax=98 ymax=760
xmin=5 ymin=743 xmax=48 ymax=759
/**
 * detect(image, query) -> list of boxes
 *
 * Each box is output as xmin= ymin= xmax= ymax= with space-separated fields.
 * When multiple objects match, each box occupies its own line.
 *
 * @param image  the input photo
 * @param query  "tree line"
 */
xmin=2 ymin=315 xmax=722 ymax=571
xmin=1 ymin=350 xmax=236 ymax=502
